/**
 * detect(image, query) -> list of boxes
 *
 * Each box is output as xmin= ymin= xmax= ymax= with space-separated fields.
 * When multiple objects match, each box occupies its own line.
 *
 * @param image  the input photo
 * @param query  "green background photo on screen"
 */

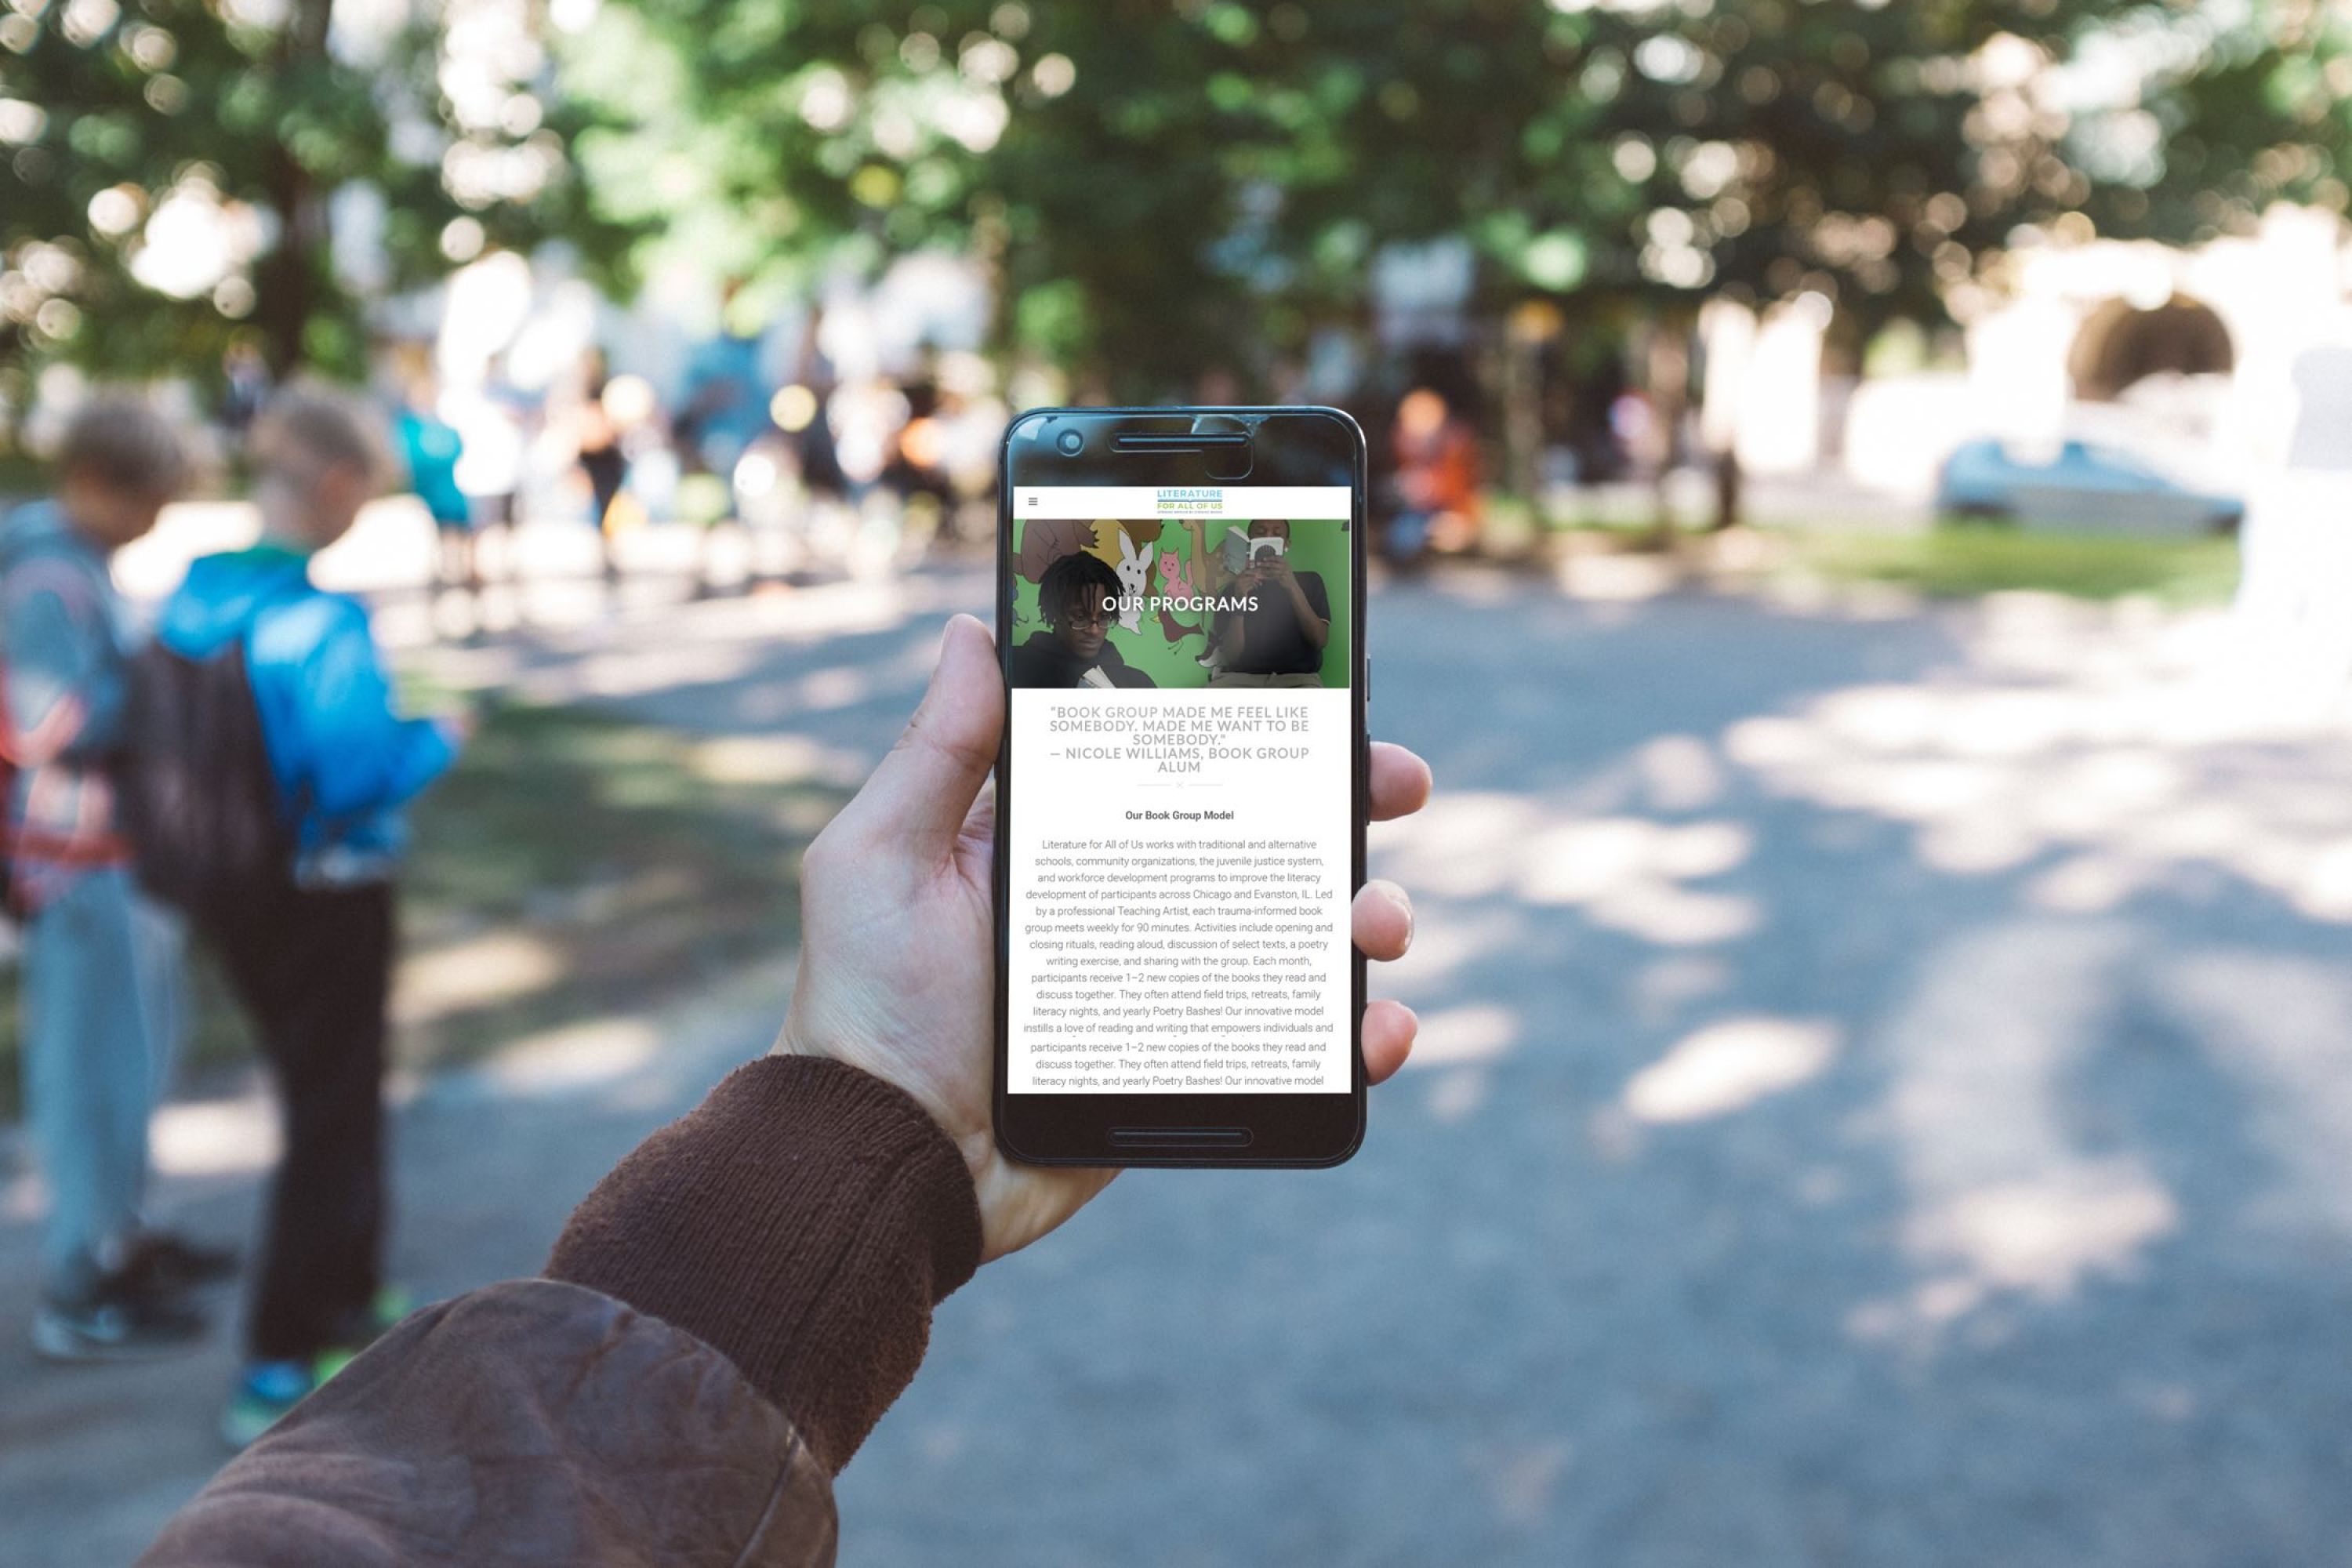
xmin=1008 ymin=517 xmax=1352 ymax=690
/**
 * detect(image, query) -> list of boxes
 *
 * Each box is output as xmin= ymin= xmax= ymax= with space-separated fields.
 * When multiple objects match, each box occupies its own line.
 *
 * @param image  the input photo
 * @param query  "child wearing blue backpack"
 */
xmin=156 ymin=387 xmax=465 ymax=1444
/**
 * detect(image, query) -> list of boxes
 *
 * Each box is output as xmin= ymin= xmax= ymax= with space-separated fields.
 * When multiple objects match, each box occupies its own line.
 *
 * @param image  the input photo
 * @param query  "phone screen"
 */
xmin=1004 ymin=485 xmax=1356 ymax=1098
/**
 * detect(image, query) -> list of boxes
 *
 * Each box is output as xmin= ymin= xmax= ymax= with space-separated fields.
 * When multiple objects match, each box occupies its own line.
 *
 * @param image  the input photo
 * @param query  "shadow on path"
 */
xmin=9 ymin=568 xmax=2352 ymax=1566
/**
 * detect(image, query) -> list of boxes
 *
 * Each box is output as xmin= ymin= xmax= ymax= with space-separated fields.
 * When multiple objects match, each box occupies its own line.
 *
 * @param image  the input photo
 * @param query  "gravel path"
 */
xmin=8 ymin=562 xmax=2352 ymax=1566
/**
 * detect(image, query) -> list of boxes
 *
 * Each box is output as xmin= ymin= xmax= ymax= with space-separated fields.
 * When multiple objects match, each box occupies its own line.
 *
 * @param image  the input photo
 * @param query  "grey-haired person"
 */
xmin=4 ymin=397 xmax=230 ymax=1360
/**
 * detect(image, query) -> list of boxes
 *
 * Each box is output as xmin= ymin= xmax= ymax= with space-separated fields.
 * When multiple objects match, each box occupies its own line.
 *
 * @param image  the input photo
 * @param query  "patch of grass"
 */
xmin=397 ymin=700 xmax=843 ymax=1071
xmin=1778 ymin=523 xmax=2242 ymax=605
xmin=1 ymin=701 xmax=844 ymax=1119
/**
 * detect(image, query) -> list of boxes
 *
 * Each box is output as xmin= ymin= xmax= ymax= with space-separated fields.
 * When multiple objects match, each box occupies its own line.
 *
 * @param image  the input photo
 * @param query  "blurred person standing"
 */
xmin=678 ymin=318 xmax=771 ymax=485
xmin=880 ymin=375 xmax=954 ymax=508
xmin=677 ymin=321 xmax=771 ymax=592
xmin=1207 ymin=520 xmax=1330 ymax=689
xmin=826 ymin=377 xmax=916 ymax=578
xmin=154 ymin=388 xmax=466 ymax=1445
xmin=1388 ymin=387 xmax=1483 ymax=561
xmin=391 ymin=374 xmax=477 ymax=601
xmin=446 ymin=354 xmax=535 ymax=602
xmin=924 ymin=366 xmax=1011 ymax=545
xmin=3 ymin=397 xmax=228 ymax=1359
xmin=789 ymin=323 xmax=851 ymax=512
xmin=220 ymin=338 xmax=272 ymax=437
xmin=878 ymin=375 xmax=956 ymax=558
xmin=574 ymin=350 xmax=633 ymax=588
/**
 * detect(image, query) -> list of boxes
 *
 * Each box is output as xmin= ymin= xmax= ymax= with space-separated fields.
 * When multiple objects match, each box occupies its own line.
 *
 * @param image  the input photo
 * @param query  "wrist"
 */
xmin=772 ymin=1018 xmax=993 ymax=1204
xmin=546 ymin=1055 xmax=983 ymax=1470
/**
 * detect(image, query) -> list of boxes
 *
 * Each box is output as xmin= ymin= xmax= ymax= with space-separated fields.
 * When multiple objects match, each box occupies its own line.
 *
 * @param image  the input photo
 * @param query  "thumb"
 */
xmin=840 ymin=614 xmax=1003 ymax=860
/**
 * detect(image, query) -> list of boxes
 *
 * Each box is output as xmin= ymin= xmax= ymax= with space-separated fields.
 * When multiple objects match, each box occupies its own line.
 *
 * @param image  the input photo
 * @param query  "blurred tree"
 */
xmin=564 ymin=0 xmax=1310 ymax=395
xmin=0 ymin=0 xmax=626 ymax=447
xmin=579 ymin=0 xmax=2347 ymax=430
xmin=1278 ymin=0 xmax=2352 ymax=526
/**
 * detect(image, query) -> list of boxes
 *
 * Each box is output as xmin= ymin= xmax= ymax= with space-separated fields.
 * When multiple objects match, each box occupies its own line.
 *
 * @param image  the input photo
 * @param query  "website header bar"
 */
xmin=1013 ymin=486 xmax=1351 ymax=519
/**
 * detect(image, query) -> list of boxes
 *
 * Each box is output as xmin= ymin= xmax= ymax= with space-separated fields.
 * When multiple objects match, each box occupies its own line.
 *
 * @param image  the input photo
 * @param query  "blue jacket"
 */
xmin=394 ymin=408 xmax=470 ymax=528
xmin=157 ymin=545 xmax=457 ymax=882
xmin=0 ymin=501 xmax=137 ymax=906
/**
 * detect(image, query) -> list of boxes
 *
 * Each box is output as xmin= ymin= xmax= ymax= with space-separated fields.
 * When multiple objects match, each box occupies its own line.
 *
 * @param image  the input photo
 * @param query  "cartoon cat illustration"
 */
xmin=1156 ymin=550 xmax=1200 ymax=641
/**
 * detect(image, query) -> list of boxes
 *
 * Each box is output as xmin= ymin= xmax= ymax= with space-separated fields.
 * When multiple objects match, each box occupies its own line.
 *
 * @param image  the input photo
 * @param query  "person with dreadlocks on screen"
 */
xmin=1006 ymin=549 xmax=1157 ymax=690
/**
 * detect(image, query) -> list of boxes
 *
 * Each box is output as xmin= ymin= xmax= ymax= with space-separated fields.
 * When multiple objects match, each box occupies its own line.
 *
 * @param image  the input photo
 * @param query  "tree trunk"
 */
xmin=1710 ymin=445 xmax=1744 ymax=532
xmin=1499 ymin=325 xmax=1543 ymax=512
xmin=1642 ymin=319 xmax=1690 ymax=548
xmin=255 ymin=0 xmax=336 ymax=378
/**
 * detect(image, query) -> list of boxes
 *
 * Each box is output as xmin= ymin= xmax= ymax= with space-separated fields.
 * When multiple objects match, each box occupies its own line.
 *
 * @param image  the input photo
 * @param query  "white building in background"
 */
xmin=1971 ymin=204 xmax=2346 ymax=474
xmin=1711 ymin=203 xmax=2352 ymax=511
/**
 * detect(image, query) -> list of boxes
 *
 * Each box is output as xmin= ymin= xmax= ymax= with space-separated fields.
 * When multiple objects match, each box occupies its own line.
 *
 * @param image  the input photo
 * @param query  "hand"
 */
xmin=775 ymin=615 xmax=1432 ymax=1262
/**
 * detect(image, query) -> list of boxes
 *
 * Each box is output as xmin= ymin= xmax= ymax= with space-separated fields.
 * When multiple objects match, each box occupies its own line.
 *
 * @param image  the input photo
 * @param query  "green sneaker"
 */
xmin=222 ymin=1287 xmax=420 ymax=1448
xmin=368 ymin=1284 xmax=416 ymax=1332
xmin=326 ymin=1286 xmax=415 ymax=1354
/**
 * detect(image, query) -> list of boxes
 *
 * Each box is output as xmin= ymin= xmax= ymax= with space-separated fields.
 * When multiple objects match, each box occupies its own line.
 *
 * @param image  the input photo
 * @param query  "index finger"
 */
xmin=1370 ymin=742 xmax=1432 ymax=822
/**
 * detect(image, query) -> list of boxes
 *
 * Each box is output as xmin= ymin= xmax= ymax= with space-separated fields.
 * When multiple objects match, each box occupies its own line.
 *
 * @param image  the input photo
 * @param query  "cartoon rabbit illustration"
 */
xmin=1113 ymin=530 xmax=1154 ymax=635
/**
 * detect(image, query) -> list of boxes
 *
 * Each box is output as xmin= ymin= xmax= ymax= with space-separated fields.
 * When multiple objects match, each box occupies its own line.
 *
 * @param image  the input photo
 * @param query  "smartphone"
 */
xmin=994 ymin=407 xmax=1369 ymax=1167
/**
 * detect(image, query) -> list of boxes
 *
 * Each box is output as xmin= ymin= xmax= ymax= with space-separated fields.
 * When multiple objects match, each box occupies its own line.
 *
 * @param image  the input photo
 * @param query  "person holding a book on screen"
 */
xmin=1207 ymin=521 xmax=1329 ymax=689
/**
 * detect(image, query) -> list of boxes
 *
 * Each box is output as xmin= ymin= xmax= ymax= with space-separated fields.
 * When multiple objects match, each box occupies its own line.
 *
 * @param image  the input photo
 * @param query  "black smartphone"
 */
xmin=994 ymin=406 xmax=1369 ymax=1167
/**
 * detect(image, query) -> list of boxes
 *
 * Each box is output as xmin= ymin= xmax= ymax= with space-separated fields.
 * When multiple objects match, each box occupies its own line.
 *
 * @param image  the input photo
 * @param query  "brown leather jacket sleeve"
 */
xmin=140 ymin=1056 xmax=985 ymax=1568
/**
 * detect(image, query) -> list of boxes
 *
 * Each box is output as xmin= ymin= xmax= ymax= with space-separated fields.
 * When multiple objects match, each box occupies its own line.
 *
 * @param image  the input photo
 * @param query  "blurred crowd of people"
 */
xmin=232 ymin=322 xmax=1547 ymax=596
xmin=364 ymin=320 xmax=1012 ymax=614
xmin=24 ymin=313 xmax=1592 ymax=620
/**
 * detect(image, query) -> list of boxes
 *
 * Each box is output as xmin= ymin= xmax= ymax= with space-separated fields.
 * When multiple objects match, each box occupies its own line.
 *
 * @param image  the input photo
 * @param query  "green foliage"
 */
xmin=1784 ymin=521 xmax=2242 ymax=604
xmin=0 ymin=0 xmax=630 ymax=439
xmin=575 ymin=0 xmax=2352 ymax=397
xmin=9 ymin=0 xmax=2347 ymax=419
xmin=398 ymin=698 xmax=836 ymax=1071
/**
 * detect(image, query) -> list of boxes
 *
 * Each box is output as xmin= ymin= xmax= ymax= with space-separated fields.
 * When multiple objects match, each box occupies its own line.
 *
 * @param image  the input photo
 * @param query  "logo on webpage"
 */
xmin=1154 ymin=486 xmax=1224 ymax=514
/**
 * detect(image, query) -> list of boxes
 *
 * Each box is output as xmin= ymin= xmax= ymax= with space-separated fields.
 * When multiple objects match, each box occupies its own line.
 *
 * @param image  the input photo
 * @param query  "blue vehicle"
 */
xmin=1935 ymin=437 xmax=2241 ymax=534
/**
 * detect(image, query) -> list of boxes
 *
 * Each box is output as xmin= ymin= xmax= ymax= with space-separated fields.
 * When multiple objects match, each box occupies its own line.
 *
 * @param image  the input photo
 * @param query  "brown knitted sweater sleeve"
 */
xmin=545 ymin=1054 xmax=985 ymax=1472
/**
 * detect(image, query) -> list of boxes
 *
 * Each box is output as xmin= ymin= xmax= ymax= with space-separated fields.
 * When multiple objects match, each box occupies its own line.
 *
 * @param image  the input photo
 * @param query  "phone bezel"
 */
xmin=993 ymin=406 xmax=1370 ymax=1167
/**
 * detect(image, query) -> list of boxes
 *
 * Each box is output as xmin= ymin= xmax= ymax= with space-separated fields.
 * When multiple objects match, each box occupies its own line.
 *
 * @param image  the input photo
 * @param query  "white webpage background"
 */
xmin=1012 ymin=486 xmax=1351 ymax=520
xmin=1007 ymin=490 xmax=1355 ymax=1094
xmin=1007 ymin=687 xmax=1353 ymax=1094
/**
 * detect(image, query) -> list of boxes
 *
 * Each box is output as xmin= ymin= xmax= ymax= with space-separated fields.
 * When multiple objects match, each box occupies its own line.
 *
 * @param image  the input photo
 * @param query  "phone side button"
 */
xmin=1109 ymin=1127 xmax=1253 ymax=1149
xmin=1365 ymin=655 xmax=1371 ymax=706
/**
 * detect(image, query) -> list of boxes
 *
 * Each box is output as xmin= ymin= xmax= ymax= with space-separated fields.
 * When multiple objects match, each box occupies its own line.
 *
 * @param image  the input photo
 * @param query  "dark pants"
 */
xmin=213 ymin=881 xmax=394 ymax=1363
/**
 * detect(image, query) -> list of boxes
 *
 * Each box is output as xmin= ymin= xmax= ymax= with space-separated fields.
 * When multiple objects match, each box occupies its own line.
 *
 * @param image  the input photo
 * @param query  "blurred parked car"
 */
xmin=1936 ymin=438 xmax=2241 ymax=535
